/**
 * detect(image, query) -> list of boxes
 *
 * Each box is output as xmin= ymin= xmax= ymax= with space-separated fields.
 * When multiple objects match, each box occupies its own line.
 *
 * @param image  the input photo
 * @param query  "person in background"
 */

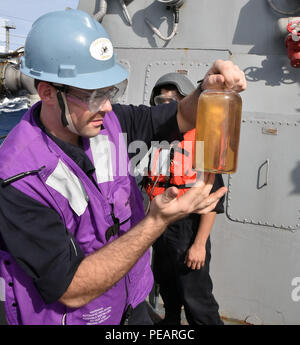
xmin=145 ymin=73 xmax=224 ymax=325
xmin=0 ymin=9 xmax=246 ymax=325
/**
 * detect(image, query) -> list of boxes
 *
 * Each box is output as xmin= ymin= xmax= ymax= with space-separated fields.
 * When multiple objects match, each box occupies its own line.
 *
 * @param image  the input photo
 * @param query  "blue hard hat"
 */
xmin=20 ymin=9 xmax=128 ymax=90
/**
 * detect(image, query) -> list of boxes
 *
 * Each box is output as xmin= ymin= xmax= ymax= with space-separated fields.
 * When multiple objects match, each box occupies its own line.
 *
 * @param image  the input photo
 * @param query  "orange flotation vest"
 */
xmin=144 ymin=129 xmax=197 ymax=201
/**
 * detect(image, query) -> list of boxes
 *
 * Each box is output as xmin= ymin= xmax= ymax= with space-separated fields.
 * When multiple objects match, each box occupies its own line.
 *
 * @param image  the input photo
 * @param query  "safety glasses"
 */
xmin=65 ymin=86 xmax=119 ymax=113
xmin=64 ymin=79 xmax=128 ymax=113
xmin=154 ymin=94 xmax=177 ymax=105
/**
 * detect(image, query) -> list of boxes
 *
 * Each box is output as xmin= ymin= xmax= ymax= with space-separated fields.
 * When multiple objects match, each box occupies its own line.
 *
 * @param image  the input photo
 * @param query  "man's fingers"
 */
xmin=161 ymin=186 xmax=179 ymax=204
xmin=203 ymin=59 xmax=247 ymax=92
xmin=187 ymin=173 xmax=217 ymax=201
xmin=150 ymin=175 xmax=226 ymax=225
xmin=233 ymin=64 xmax=247 ymax=91
xmin=194 ymin=186 xmax=227 ymax=214
xmin=188 ymin=261 xmax=202 ymax=270
xmin=191 ymin=172 xmax=216 ymax=188
xmin=178 ymin=174 xmax=223 ymax=215
xmin=196 ymin=200 xmax=219 ymax=215
xmin=191 ymin=262 xmax=197 ymax=270
xmin=203 ymin=173 xmax=216 ymax=194
xmin=205 ymin=74 xmax=226 ymax=89
xmin=214 ymin=60 xmax=239 ymax=88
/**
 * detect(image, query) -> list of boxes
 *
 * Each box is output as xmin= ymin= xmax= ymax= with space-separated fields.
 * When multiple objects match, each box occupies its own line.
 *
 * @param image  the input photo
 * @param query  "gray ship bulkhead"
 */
xmin=0 ymin=0 xmax=300 ymax=325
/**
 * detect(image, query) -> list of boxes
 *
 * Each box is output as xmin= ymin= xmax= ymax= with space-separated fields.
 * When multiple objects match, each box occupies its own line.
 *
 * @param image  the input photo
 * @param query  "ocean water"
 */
xmin=0 ymin=97 xmax=28 ymax=144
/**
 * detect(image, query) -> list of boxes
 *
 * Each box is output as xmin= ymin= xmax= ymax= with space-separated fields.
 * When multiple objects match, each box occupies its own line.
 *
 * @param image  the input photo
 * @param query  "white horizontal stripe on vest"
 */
xmin=46 ymin=159 xmax=89 ymax=216
xmin=90 ymin=135 xmax=114 ymax=183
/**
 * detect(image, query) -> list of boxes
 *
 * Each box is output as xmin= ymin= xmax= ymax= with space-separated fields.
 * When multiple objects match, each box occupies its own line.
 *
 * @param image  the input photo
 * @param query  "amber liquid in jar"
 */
xmin=193 ymin=89 xmax=242 ymax=174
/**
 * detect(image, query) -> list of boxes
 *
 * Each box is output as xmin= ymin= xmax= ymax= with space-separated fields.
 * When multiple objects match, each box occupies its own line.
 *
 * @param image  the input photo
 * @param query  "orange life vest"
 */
xmin=144 ymin=129 xmax=197 ymax=201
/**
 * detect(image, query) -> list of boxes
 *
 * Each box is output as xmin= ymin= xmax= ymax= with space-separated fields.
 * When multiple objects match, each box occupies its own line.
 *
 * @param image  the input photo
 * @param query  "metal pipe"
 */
xmin=0 ymin=47 xmax=24 ymax=59
xmin=145 ymin=6 xmax=179 ymax=42
xmin=94 ymin=0 xmax=108 ymax=23
xmin=267 ymin=0 xmax=300 ymax=16
xmin=119 ymin=0 xmax=132 ymax=26
xmin=4 ymin=23 xmax=16 ymax=53
xmin=158 ymin=0 xmax=184 ymax=7
xmin=1 ymin=63 xmax=36 ymax=95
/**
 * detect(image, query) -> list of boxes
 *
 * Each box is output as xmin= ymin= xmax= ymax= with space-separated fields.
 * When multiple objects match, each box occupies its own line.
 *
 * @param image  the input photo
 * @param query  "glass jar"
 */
xmin=193 ymin=89 xmax=242 ymax=174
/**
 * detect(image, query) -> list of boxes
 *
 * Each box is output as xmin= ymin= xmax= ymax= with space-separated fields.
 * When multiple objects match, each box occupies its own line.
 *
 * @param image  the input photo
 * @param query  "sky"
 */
xmin=0 ymin=0 xmax=79 ymax=52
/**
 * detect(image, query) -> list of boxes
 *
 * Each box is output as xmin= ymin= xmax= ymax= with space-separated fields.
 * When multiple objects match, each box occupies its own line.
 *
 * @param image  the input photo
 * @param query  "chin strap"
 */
xmin=55 ymin=87 xmax=80 ymax=135
xmin=56 ymin=88 xmax=68 ymax=127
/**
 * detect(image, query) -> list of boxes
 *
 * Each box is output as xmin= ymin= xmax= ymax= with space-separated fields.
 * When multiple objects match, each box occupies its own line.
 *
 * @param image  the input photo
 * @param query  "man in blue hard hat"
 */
xmin=0 ymin=9 xmax=246 ymax=325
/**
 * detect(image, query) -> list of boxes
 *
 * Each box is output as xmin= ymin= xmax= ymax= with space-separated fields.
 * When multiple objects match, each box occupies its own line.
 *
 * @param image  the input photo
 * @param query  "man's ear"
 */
xmin=37 ymin=82 xmax=57 ymax=104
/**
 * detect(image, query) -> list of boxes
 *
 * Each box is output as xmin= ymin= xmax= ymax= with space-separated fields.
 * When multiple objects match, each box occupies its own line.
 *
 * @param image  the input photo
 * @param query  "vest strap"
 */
xmin=142 ymin=176 xmax=193 ymax=190
xmin=155 ymin=181 xmax=193 ymax=189
xmin=105 ymin=212 xmax=131 ymax=241
xmin=105 ymin=213 xmax=120 ymax=242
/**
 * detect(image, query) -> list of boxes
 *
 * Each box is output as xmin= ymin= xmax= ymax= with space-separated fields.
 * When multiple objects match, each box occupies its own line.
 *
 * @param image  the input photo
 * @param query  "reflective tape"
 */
xmin=46 ymin=159 xmax=88 ymax=216
xmin=90 ymin=135 xmax=114 ymax=183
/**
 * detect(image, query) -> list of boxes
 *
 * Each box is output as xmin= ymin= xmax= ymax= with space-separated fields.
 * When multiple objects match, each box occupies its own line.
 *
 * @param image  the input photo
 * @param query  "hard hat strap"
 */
xmin=60 ymin=92 xmax=81 ymax=135
xmin=56 ymin=88 xmax=69 ymax=127
xmin=55 ymin=85 xmax=80 ymax=135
